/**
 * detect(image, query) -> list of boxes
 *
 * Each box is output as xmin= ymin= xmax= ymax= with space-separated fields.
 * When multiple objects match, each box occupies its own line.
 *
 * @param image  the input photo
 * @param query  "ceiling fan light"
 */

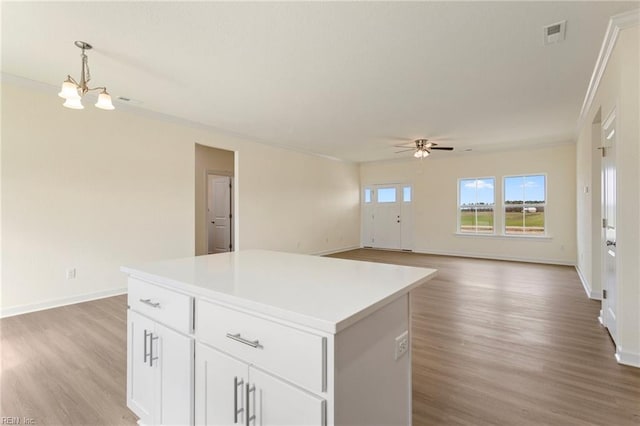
xmin=414 ymin=150 xmax=423 ymax=158
xmin=95 ymin=90 xmax=115 ymax=110
xmin=63 ymin=96 xmax=84 ymax=109
xmin=58 ymin=79 xmax=80 ymax=99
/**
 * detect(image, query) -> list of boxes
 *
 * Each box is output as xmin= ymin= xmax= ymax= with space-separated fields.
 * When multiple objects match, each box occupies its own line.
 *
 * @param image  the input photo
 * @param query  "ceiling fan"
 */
xmin=395 ymin=139 xmax=454 ymax=158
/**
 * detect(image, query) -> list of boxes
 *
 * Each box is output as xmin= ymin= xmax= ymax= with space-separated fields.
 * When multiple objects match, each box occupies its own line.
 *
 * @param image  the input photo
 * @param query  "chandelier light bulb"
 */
xmin=58 ymin=79 xmax=80 ymax=100
xmin=95 ymin=90 xmax=115 ymax=110
xmin=63 ymin=96 xmax=84 ymax=110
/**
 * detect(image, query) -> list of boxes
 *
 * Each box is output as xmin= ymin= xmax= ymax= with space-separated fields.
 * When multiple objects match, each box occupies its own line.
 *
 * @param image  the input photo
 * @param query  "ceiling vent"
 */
xmin=544 ymin=20 xmax=566 ymax=45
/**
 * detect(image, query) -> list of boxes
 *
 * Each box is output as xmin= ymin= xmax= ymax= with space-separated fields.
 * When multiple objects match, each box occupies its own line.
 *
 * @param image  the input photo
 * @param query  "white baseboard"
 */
xmin=410 ymin=247 xmax=575 ymax=266
xmin=575 ymin=266 xmax=602 ymax=300
xmin=616 ymin=347 xmax=640 ymax=368
xmin=312 ymin=245 xmax=361 ymax=256
xmin=0 ymin=287 xmax=128 ymax=319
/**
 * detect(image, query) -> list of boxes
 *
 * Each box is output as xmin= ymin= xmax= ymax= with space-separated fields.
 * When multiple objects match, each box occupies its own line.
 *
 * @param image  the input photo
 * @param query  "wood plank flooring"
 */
xmin=329 ymin=249 xmax=640 ymax=426
xmin=0 ymin=295 xmax=137 ymax=425
xmin=1 ymin=249 xmax=639 ymax=425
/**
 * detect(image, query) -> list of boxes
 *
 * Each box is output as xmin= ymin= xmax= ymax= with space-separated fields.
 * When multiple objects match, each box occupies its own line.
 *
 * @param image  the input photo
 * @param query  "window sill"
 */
xmin=454 ymin=232 xmax=552 ymax=241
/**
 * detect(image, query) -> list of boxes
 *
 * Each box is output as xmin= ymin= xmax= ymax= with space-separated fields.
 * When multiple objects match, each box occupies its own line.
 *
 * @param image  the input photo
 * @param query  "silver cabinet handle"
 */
xmin=143 ymin=329 xmax=150 ymax=364
xmin=140 ymin=298 xmax=161 ymax=308
xmin=149 ymin=333 xmax=159 ymax=367
xmin=245 ymin=383 xmax=255 ymax=426
xmin=226 ymin=333 xmax=262 ymax=349
xmin=233 ymin=376 xmax=244 ymax=423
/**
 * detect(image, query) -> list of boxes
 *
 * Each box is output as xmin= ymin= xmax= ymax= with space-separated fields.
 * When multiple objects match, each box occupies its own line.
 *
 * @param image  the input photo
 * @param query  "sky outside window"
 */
xmin=505 ymin=175 xmax=545 ymax=203
xmin=459 ymin=179 xmax=495 ymax=205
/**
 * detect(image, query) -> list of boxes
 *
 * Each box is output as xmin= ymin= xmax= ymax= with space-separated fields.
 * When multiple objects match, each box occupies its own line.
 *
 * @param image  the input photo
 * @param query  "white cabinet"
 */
xmin=123 ymin=250 xmax=436 ymax=426
xmin=196 ymin=344 xmax=325 ymax=426
xmin=128 ymin=310 xmax=156 ymax=423
xmin=127 ymin=284 xmax=194 ymax=426
xmin=249 ymin=366 xmax=325 ymax=426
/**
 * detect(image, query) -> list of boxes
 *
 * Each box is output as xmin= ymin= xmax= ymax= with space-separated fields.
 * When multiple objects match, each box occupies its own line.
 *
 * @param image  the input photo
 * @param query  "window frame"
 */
xmin=457 ymin=176 xmax=496 ymax=235
xmin=502 ymin=173 xmax=547 ymax=236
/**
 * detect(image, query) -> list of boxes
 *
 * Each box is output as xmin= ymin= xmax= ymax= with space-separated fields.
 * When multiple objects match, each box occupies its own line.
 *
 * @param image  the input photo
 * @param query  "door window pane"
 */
xmin=377 ymin=187 xmax=397 ymax=203
xmin=364 ymin=188 xmax=372 ymax=203
xmin=403 ymin=186 xmax=412 ymax=202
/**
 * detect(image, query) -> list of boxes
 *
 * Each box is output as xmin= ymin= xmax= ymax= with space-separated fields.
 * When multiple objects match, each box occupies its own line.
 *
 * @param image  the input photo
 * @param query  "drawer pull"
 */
xmin=226 ymin=333 xmax=262 ymax=349
xmin=140 ymin=298 xmax=161 ymax=309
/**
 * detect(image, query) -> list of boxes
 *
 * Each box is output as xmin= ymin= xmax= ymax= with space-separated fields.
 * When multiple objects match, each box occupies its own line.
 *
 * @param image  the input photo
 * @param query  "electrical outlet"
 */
xmin=394 ymin=331 xmax=409 ymax=360
xmin=66 ymin=268 xmax=76 ymax=280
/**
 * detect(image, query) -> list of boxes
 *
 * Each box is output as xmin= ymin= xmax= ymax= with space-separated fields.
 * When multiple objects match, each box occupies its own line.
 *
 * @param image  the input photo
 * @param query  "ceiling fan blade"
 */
xmin=430 ymin=147 xmax=454 ymax=151
xmin=395 ymin=148 xmax=416 ymax=153
xmin=393 ymin=143 xmax=416 ymax=148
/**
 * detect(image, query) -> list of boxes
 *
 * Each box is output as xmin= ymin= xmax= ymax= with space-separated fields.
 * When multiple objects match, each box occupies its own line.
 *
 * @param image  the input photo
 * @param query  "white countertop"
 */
xmin=121 ymin=250 xmax=437 ymax=333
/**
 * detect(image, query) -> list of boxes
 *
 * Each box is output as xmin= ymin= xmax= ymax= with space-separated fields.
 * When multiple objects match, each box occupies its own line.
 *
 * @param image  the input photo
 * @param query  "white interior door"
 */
xmin=601 ymin=111 xmax=617 ymax=342
xmin=207 ymin=175 xmax=232 ymax=254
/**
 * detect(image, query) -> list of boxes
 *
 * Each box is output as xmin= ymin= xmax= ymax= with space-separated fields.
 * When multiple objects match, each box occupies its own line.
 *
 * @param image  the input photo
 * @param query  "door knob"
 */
xmin=211 ymin=221 xmax=215 ymax=224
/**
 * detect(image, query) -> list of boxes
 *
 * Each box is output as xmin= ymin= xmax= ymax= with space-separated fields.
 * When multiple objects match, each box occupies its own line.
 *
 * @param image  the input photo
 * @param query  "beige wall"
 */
xmin=1 ymin=80 xmax=360 ymax=316
xmin=194 ymin=144 xmax=234 ymax=256
xmin=576 ymin=25 xmax=640 ymax=366
xmin=361 ymin=143 xmax=577 ymax=265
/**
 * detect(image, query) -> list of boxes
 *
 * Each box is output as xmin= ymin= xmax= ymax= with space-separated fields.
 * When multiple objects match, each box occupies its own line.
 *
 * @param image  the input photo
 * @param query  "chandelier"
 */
xmin=58 ymin=41 xmax=114 ymax=110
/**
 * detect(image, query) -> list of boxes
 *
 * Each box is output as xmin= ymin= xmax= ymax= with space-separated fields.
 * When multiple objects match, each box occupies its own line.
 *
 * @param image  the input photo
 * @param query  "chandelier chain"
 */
xmin=82 ymin=53 xmax=91 ymax=85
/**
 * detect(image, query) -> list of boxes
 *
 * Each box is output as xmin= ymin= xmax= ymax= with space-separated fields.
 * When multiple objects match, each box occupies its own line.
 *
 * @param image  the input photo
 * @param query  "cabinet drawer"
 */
xmin=197 ymin=300 xmax=326 ymax=394
xmin=128 ymin=277 xmax=192 ymax=334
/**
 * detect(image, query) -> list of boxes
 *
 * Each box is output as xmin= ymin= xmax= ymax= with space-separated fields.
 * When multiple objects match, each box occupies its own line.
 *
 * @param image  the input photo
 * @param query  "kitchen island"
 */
xmin=122 ymin=250 xmax=437 ymax=425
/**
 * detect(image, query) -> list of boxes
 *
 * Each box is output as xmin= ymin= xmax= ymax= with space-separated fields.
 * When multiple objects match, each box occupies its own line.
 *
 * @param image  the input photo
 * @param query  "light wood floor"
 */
xmin=1 ymin=249 xmax=639 ymax=425
xmin=329 ymin=249 xmax=640 ymax=425
xmin=1 ymin=295 xmax=137 ymax=425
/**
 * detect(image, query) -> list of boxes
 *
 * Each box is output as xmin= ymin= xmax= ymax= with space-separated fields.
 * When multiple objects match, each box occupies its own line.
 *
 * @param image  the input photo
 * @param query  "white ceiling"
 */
xmin=2 ymin=1 xmax=636 ymax=162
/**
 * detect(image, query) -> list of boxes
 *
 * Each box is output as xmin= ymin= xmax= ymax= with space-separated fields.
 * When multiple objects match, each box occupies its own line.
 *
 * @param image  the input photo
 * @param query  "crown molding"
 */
xmin=577 ymin=9 xmax=639 ymax=131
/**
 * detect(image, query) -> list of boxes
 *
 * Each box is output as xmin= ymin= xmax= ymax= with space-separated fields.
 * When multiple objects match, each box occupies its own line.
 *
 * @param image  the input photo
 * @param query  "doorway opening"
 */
xmin=195 ymin=144 xmax=235 ymax=256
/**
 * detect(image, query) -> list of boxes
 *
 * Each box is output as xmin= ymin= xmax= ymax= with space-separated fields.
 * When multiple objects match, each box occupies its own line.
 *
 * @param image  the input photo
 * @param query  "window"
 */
xmin=458 ymin=178 xmax=495 ymax=233
xmin=364 ymin=188 xmax=372 ymax=203
xmin=504 ymin=175 xmax=546 ymax=235
xmin=377 ymin=187 xmax=397 ymax=203
xmin=403 ymin=186 xmax=412 ymax=202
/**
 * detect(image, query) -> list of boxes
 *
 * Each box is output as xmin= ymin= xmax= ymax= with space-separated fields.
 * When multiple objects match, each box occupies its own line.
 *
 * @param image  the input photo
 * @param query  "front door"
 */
xmin=601 ymin=110 xmax=617 ymax=342
xmin=207 ymin=175 xmax=232 ymax=254
xmin=373 ymin=185 xmax=402 ymax=249
xmin=362 ymin=185 xmax=412 ymax=250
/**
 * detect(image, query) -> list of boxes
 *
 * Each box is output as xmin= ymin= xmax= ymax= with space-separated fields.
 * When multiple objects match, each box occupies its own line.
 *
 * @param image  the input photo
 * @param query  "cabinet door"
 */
xmin=157 ymin=323 xmax=194 ymax=425
xmin=127 ymin=310 xmax=157 ymax=425
xmin=196 ymin=343 xmax=248 ymax=425
xmin=249 ymin=367 xmax=326 ymax=426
